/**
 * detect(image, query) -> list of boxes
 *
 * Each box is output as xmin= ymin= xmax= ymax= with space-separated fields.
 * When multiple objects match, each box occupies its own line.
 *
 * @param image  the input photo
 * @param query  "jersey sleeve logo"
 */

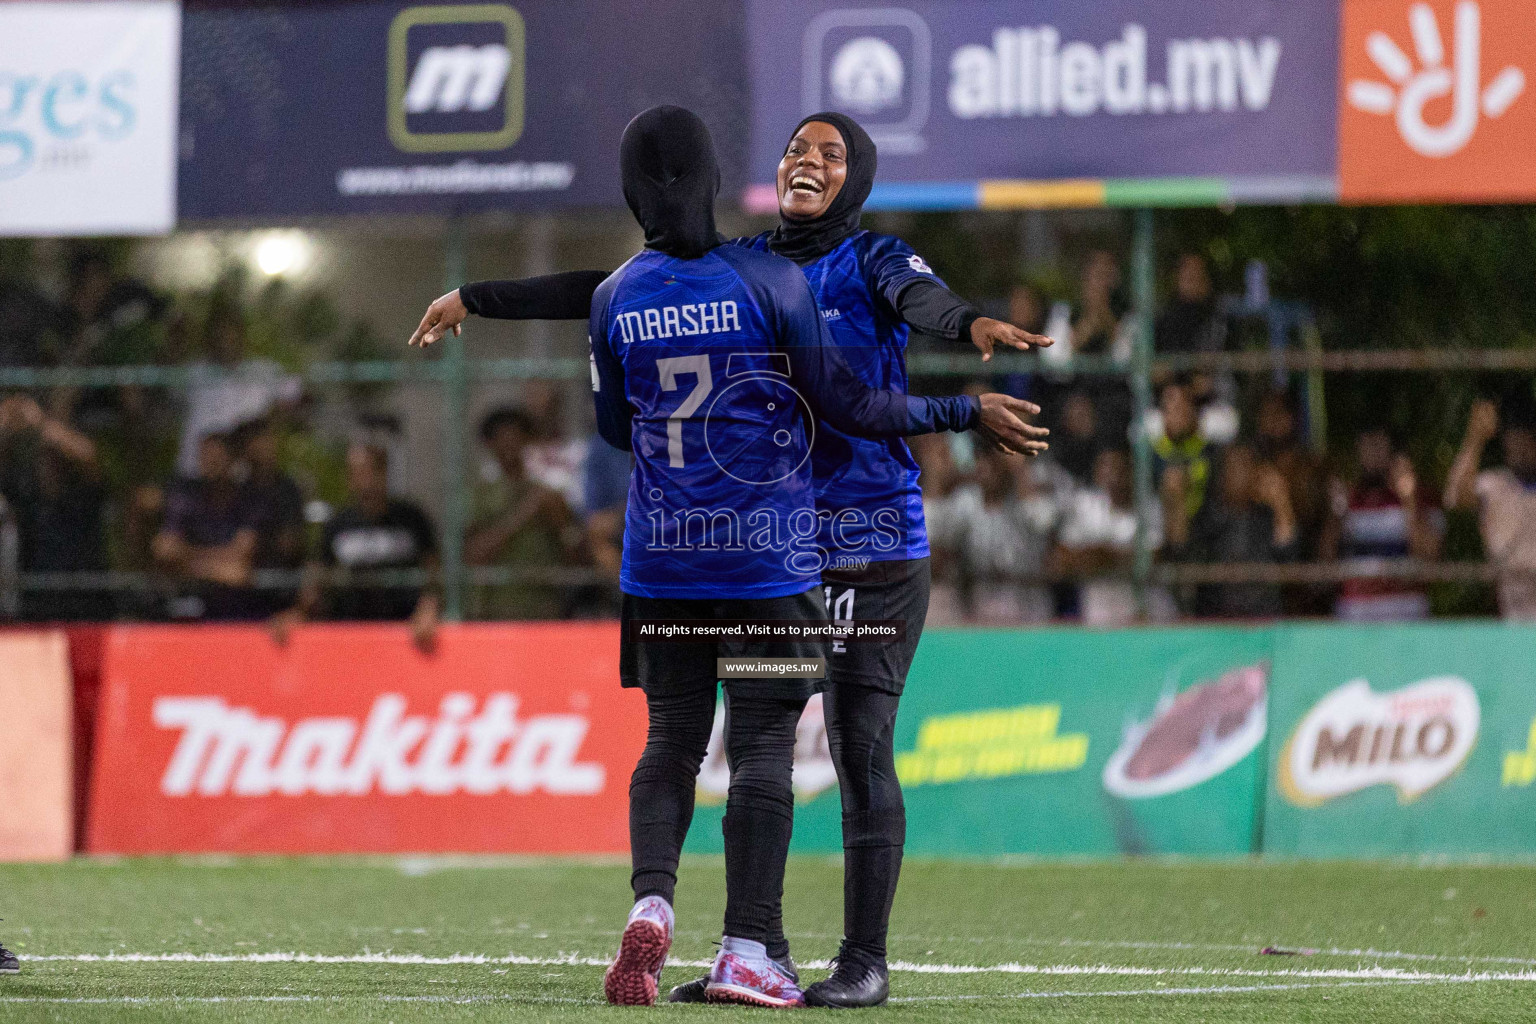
xmin=906 ymin=253 xmax=933 ymax=274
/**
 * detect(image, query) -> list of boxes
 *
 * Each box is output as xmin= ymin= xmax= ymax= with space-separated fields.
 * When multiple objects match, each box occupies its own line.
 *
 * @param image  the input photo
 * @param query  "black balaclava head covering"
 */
xmin=620 ymin=105 xmax=722 ymax=260
xmin=767 ymin=111 xmax=877 ymax=266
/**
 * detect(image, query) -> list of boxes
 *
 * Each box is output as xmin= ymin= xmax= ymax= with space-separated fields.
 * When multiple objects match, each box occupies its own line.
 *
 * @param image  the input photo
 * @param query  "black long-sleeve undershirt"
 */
xmin=459 ymin=270 xmax=983 ymax=343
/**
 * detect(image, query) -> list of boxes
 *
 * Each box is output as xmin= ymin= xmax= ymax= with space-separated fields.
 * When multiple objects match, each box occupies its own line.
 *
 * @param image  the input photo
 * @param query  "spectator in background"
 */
xmin=234 ymin=417 xmax=307 ymax=615
xmin=578 ymin=430 xmax=631 ymax=613
xmin=1155 ymin=253 xmax=1229 ymax=361
xmin=55 ymin=246 xmax=163 ymax=370
xmin=1172 ymin=444 xmax=1298 ymax=619
xmin=1007 ymin=281 xmax=1049 ymax=338
xmin=465 ymin=407 xmax=579 ymax=620
xmin=1070 ymin=250 xmax=1133 ymax=361
xmin=0 ymin=395 xmax=110 ymax=621
xmin=912 ymin=432 xmax=967 ymax=625
xmin=52 ymin=247 xmax=167 ymax=432
xmin=1320 ymin=427 xmax=1443 ymax=621
xmin=153 ymin=433 xmax=264 ymax=621
xmin=1445 ymin=398 xmax=1536 ymax=620
xmin=519 ymin=380 xmax=586 ymax=511
xmin=940 ymin=447 xmax=1056 ymax=624
xmin=1054 ymin=448 xmax=1172 ymax=626
xmin=1067 ymin=250 xmax=1134 ymax=441
xmin=177 ymin=300 xmax=302 ymax=478
xmin=1253 ymin=388 xmax=1330 ymax=615
xmin=1050 ymin=389 xmax=1102 ymax=485
xmin=1153 ymin=378 xmax=1218 ymax=528
xmin=272 ymin=443 xmax=439 ymax=650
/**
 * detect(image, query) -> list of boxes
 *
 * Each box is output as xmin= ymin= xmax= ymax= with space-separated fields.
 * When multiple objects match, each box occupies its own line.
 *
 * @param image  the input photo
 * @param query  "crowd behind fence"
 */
xmin=1 ymin=241 xmax=1534 ymax=635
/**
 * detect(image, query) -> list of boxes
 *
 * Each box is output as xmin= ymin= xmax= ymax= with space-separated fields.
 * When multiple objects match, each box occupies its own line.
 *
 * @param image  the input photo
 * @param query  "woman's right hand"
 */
xmin=974 ymin=394 xmax=1049 ymax=456
xmin=409 ymin=289 xmax=469 ymax=347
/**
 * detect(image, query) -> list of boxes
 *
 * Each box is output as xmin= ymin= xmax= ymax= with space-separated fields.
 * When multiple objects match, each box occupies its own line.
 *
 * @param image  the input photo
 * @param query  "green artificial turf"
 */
xmin=2 ymin=856 xmax=1534 ymax=1021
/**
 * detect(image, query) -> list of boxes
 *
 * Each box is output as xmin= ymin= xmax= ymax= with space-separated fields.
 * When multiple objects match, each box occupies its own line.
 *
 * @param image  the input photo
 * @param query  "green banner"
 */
xmin=684 ymin=626 xmax=1273 ymax=857
xmin=1263 ymin=623 xmax=1536 ymax=858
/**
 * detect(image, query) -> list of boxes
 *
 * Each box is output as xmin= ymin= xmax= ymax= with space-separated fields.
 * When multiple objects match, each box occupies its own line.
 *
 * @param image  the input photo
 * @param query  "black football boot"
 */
xmin=803 ymin=947 xmax=889 ymax=1009
xmin=0 ymin=942 xmax=18 ymax=975
xmin=669 ymin=952 xmax=798 ymax=1003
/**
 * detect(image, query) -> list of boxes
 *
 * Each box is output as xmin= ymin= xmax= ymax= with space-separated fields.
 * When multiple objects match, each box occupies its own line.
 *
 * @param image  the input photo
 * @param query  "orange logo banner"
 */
xmin=86 ymin=623 xmax=643 ymax=854
xmin=1341 ymin=0 xmax=1534 ymax=201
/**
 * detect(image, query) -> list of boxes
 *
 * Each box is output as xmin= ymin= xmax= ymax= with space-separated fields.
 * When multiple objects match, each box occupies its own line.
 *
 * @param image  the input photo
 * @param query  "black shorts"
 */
xmin=619 ymin=586 xmax=828 ymax=701
xmin=821 ymin=556 xmax=930 ymax=696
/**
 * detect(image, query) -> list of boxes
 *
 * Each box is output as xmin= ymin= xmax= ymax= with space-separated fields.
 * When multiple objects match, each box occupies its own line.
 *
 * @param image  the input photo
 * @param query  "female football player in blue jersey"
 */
xmin=410 ymin=111 xmax=1051 ymax=1009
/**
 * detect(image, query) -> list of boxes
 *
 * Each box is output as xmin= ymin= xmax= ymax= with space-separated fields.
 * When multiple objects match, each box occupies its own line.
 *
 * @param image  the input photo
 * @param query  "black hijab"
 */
xmin=766 ymin=111 xmax=877 ymax=266
xmin=619 ymin=105 xmax=722 ymax=260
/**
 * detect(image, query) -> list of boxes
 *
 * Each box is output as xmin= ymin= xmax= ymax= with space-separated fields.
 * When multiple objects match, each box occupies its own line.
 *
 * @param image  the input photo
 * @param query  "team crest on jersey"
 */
xmin=907 ymin=254 xmax=932 ymax=273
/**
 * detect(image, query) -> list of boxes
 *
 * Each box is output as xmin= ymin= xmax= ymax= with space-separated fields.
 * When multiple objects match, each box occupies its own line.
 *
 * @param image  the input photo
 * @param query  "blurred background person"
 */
xmin=1049 ymin=388 xmax=1102 ymax=487
xmin=518 ymin=379 xmax=587 ymax=512
xmin=153 ymin=432 xmax=263 ymax=621
xmin=465 ymin=406 xmax=581 ymax=620
xmin=1320 ymin=427 xmax=1443 ymax=622
xmin=0 ymin=394 xmax=110 ymax=621
xmin=1446 ymin=398 xmax=1536 ymax=621
xmin=233 ymin=417 xmax=307 ymax=617
xmin=1169 ymin=444 xmax=1297 ymax=619
xmin=1152 ymin=378 xmax=1219 ymax=536
xmin=272 ymin=442 xmax=439 ymax=650
xmin=1253 ymin=388 xmax=1329 ymax=615
xmin=177 ymin=298 xmax=302 ymax=479
xmin=1053 ymin=447 xmax=1172 ymax=626
xmin=940 ymin=447 xmax=1056 ymax=624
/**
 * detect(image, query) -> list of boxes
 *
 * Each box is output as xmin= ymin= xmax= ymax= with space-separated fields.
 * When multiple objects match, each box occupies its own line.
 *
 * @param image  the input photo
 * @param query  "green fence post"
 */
xmin=440 ymin=217 xmax=469 ymax=621
xmin=1130 ymin=208 xmax=1155 ymax=614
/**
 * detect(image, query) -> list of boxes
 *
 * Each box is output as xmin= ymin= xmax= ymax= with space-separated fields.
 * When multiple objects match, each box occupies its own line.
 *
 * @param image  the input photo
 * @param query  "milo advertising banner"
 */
xmin=1263 ymin=623 xmax=1536 ymax=857
xmin=683 ymin=627 xmax=1273 ymax=856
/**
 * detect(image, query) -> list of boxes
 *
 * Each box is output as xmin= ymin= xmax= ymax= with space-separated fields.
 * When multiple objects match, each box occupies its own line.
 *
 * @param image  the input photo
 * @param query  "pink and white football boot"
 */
xmin=603 ymin=896 xmax=674 ymax=1006
xmin=704 ymin=938 xmax=806 ymax=1008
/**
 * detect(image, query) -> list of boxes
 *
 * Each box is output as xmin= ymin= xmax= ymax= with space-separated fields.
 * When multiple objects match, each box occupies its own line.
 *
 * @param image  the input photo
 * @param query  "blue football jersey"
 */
xmin=737 ymin=230 xmax=941 ymax=562
xmin=590 ymin=244 xmax=975 ymax=599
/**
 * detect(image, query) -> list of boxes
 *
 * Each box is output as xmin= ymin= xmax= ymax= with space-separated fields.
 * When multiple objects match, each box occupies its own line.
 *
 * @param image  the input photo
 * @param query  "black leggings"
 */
xmin=629 ymin=687 xmax=806 ymax=944
xmin=823 ymin=684 xmax=905 ymax=963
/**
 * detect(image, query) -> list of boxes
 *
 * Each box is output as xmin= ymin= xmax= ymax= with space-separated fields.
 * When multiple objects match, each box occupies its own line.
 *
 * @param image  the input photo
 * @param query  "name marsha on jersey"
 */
xmin=615 ymin=300 xmax=742 ymax=344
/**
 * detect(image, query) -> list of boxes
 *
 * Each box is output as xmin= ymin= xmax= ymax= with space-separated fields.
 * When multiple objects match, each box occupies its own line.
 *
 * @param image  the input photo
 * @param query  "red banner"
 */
xmin=86 ymin=623 xmax=643 ymax=854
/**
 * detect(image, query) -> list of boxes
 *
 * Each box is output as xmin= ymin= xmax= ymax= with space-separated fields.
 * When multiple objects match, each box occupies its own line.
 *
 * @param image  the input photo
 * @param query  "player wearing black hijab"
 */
xmin=412 ymin=112 xmax=1050 ymax=1009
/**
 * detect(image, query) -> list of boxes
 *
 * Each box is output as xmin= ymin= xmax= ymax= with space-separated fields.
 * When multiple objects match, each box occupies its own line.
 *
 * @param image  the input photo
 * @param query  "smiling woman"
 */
xmin=767 ymin=113 xmax=874 ymax=264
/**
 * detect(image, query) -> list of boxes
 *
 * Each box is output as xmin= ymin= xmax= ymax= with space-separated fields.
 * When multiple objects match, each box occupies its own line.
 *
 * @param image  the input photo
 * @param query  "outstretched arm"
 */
xmin=775 ymin=270 xmax=1047 ymax=454
xmin=409 ymin=271 xmax=610 ymax=347
xmin=894 ymin=279 xmax=1053 ymax=361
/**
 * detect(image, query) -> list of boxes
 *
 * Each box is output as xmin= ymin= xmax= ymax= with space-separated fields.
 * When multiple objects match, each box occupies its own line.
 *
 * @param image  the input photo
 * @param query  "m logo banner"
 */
xmin=388 ymin=3 xmax=525 ymax=153
xmin=1341 ymin=0 xmax=1534 ymax=201
xmin=0 ymin=1 xmax=179 ymax=235
xmin=87 ymin=624 xmax=645 ymax=854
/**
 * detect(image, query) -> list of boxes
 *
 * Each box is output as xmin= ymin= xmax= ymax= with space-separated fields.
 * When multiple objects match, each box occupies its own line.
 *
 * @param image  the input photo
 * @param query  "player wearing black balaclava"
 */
xmin=412 ymin=110 xmax=1051 ymax=1010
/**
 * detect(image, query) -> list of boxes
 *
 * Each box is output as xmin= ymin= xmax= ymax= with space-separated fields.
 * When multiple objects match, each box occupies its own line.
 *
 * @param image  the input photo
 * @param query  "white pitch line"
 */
xmin=21 ymin=952 xmax=1536 ymax=984
xmin=0 ymin=977 xmax=1507 ymax=1008
xmin=0 ymin=994 xmax=601 ymax=1006
xmin=889 ymin=977 xmax=1481 ymax=1004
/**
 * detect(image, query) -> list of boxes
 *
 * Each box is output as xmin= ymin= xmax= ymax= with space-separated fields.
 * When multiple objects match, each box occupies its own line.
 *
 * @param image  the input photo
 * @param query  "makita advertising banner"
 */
xmin=86 ymin=624 xmax=645 ymax=854
xmin=0 ymin=1 xmax=180 ymax=235
xmin=176 ymin=1 xmax=746 ymax=218
xmin=744 ymin=0 xmax=1340 ymax=207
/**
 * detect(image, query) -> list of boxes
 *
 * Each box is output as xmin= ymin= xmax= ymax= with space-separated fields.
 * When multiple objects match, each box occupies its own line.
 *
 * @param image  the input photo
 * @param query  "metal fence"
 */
xmin=0 ymin=214 xmax=1522 ymax=622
